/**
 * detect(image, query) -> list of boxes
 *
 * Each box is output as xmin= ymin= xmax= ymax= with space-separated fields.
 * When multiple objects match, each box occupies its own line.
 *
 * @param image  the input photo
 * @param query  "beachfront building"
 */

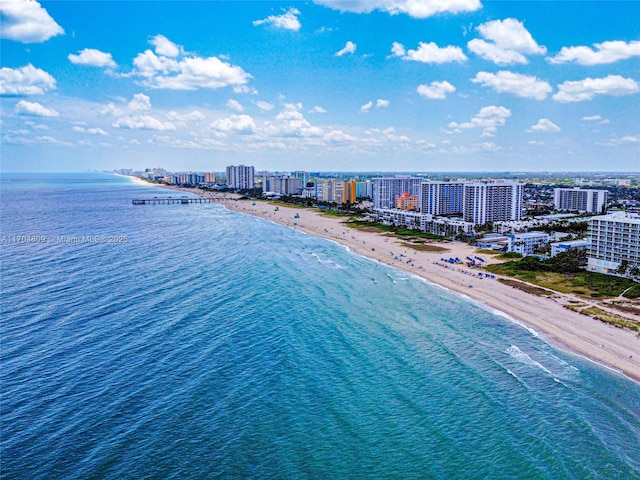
xmin=506 ymin=232 xmax=550 ymax=256
xmin=463 ymin=181 xmax=523 ymax=224
xmin=373 ymin=176 xmax=422 ymax=209
xmin=396 ymin=192 xmax=419 ymax=211
xmin=550 ymin=239 xmax=590 ymax=257
xmin=205 ymin=172 xmax=216 ymax=183
xmin=476 ymin=235 xmax=510 ymax=251
xmin=587 ymin=212 xmax=640 ymax=276
xmin=554 ymin=188 xmax=608 ymax=214
xmin=420 ymin=181 xmax=465 ymax=216
xmin=356 ymin=181 xmax=373 ymax=200
xmin=262 ymin=174 xmax=303 ymax=195
xmin=373 ymin=209 xmax=474 ymax=236
xmin=316 ymin=179 xmax=337 ymax=203
xmin=168 ymin=172 xmax=205 ymax=185
xmin=226 ymin=165 xmax=255 ymax=190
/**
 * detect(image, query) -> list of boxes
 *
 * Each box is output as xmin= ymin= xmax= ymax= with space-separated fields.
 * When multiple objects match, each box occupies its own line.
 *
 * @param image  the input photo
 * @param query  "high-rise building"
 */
xmin=316 ymin=179 xmax=336 ymax=202
xmin=420 ymin=181 xmax=465 ymax=215
xmin=373 ymin=177 xmax=422 ymax=209
xmin=226 ymin=165 xmax=255 ymax=190
xmin=262 ymin=174 xmax=303 ymax=195
xmin=356 ymin=181 xmax=373 ymax=199
xmin=462 ymin=181 xmax=523 ymax=224
xmin=205 ymin=172 xmax=216 ymax=183
xmin=344 ymin=180 xmax=357 ymax=204
xmin=587 ymin=212 xmax=640 ymax=275
xmin=554 ymin=188 xmax=608 ymax=213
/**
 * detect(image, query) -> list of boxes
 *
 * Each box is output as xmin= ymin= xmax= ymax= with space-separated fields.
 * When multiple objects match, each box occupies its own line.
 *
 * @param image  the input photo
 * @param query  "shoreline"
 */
xmin=129 ymin=179 xmax=640 ymax=383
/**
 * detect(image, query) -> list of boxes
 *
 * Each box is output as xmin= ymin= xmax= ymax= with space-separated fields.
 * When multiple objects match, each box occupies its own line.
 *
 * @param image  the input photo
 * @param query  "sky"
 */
xmin=1 ymin=0 xmax=639 ymax=173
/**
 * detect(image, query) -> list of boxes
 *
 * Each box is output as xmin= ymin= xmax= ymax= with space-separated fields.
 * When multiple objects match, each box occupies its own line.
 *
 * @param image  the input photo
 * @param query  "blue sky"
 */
xmin=1 ymin=0 xmax=639 ymax=173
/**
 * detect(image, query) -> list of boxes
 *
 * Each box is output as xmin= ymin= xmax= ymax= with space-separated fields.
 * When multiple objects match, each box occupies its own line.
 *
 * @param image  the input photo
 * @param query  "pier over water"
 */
xmin=132 ymin=197 xmax=214 ymax=205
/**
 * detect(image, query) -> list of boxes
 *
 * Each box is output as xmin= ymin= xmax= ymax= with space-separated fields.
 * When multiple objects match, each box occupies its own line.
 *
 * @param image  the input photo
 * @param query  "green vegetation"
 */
xmin=622 ymin=284 xmax=640 ymax=299
xmin=498 ymin=278 xmax=554 ymax=296
xmin=267 ymin=200 xmax=307 ymax=209
xmin=498 ymin=251 xmax=523 ymax=259
xmin=346 ymin=220 xmax=446 ymax=240
xmin=487 ymin=253 xmax=639 ymax=299
xmin=564 ymin=305 xmax=639 ymax=333
xmin=400 ymin=242 xmax=449 ymax=253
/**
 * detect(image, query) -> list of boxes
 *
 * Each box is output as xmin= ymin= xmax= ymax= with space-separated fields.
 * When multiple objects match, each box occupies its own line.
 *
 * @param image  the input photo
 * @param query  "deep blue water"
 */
xmin=1 ymin=173 xmax=639 ymax=479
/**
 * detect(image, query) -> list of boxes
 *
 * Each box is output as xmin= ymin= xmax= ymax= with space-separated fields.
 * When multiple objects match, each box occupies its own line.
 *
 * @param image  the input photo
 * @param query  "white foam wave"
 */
xmin=492 ymin=309 xmax=539 ymax=337
xmin=507 ymin=345 xmax=552 ymax=376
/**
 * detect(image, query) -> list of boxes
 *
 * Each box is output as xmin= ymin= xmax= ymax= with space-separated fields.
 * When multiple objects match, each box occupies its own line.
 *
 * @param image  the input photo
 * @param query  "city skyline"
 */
xmin=1 ymin=0 xmax=639 ymax=173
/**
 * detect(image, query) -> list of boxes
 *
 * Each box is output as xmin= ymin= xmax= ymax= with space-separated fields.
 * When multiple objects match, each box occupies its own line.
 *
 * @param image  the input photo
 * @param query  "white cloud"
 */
xmin=253 ymin=7 xmax=301 ymax=31
xmin=360 ymin=101 xmax=373 ymax=113
xmin=471 ymin=71 xmax=552 ymax=100
xmin=0 ymin=0 xmax=64 ymax=43
xmin=113 ymin=116 xmax=176 ymax=131
xmin=335 ymin=41 xmax=357 ymax=57
xmin=394 ymin=41 xmax=467 ymax=63
xmin=128 ymin=93 xmax=152 ymax=112
xmin=73 ymin=126 xmax=108 ymax=136
xmin=482 ymin=142 xmax=501 ymax=152
xmin=309 ymin=105 xmax=327 ymax=113
xmin=581 ymin=115 xmax=610 ymax=125
xmin=131 ymin=36 xmax=251 ymax=91
xmin=14 ymin=99 xmax=59 ymax=117
xmin=390 ymin=41 xmax=406 ymax=57
xmin=226 ymin=99 xmax=244 ymax=112
xmin=0 ymin=64 xmax=56 ymax=95
xmin=376 ymin=99 xmax=390 ymax=108
xmin=528 ymin=140 xmax=546 ymax=146
xmin=312 ymin=0 xmax=481 ymax=18
xmin=553 ymin=75 xmax=640 ymax=103
xmin=149 ymin=34 xmax=183 ymax=57
xmin=324 ymin=130 xmax=356 ymax=143
xmin=417 ymin=81 xmax=456 ymax=99
xmin=105 ymin=93 xmax=177 ymax=131
xmin=256 ymin=101 xmax=274 ymax=111
xmin=68 ymin=48 xmax=116 ymax=68
xmin=527 ymin=118 xmax=560 ymax=133
xmin=449 ymin=105 xmax=511 ymax=137
xmin=548 ymin=40 xmax=640 ymax=65
xmin=99 ymin=102 xmax=123 ymax=117
xmin=468 ymin=18 xmax=546 ymax=65
xmin=365 ymin=127 xmax=410 ymax=143
xmin=597 ymin=135 xmax=640 ymax=146
xmin=210 ymin=114 xmax=257 ymax=135
xmin=265 ymin=103 xmax=323 ymax=137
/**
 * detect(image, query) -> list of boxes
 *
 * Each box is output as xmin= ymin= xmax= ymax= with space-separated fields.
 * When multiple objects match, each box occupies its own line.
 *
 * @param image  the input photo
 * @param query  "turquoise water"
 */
xmin=1 ymin=173 xmax=639 ymax=479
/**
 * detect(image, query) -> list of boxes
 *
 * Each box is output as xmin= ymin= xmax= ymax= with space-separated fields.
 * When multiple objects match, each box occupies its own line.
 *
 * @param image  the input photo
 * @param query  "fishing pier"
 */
xmin=132 ymin=197 xmax=214 ymax=205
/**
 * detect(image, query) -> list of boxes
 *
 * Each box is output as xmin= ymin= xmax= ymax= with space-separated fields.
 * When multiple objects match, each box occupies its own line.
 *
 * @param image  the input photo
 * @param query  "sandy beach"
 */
xmin=138 ymin=183 xmax=640 ymax=382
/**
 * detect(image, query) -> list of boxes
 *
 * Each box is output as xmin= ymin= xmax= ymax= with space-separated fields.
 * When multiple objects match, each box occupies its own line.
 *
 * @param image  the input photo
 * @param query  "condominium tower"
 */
xmin=554 ymin=188 xmax=608 ymax=214
xmin=373 ymin=177 xmax=423 ymax=209
xmin=420 ymin=181 xmax=464 ymax=216
xmin=463 ymin=181 xmax=523 ymax=224
xmin=587 ymin=212 xmax=640 ymax=275
xmin=226 ymin=165 xmax=255 ymax=190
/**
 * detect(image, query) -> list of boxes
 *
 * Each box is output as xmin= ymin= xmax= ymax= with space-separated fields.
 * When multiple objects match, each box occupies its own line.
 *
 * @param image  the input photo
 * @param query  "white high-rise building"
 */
xmin=587 ymin=212 xmax=640 ymax=275
xmin=226 ymin=165 xmax=255 ymax=190
xmin=463 ymin=181 xmax=523 ymax=224
xmin=554 ymin=188 xmax=608 ymax=213
xmin=262 ymin=175 xmax=302 ymax=195
xmin=372 ymin=177 xmax=422 ymax=209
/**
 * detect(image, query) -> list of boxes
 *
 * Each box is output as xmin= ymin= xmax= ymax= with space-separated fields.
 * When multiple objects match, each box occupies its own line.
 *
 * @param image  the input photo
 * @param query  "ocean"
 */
xmin=1 ymin=173 xmax=639 ymax=479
